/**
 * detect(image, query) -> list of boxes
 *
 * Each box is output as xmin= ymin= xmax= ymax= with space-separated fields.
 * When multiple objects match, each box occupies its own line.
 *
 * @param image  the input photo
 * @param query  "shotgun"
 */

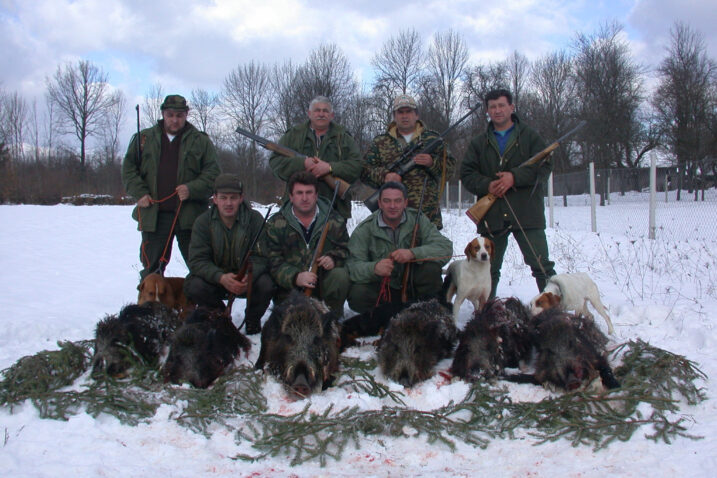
xmin=235 ymin=126 xmax=351 ymax=199
xmin=225 ymin=205 xmax=273 ymax=316
xmin=304 ymin=181 xmax=340 ymax=297
xmin=400 ymin=177 xmax=428 ymax=303
xmin=363 ymin=102 xmax=481 ymax=212
xmin=465 ymin=120 xmax=587 ymax=225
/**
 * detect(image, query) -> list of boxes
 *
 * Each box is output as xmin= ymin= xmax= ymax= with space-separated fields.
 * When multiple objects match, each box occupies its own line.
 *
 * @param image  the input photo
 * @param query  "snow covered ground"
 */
xmin=1 ymin=196 xmax=715 ymax=477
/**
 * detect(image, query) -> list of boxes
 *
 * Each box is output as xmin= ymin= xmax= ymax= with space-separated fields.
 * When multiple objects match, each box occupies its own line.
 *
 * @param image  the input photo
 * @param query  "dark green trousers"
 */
xmin=139 ymin=211 xmax=191 ymax=280
xmin=273 ymin=266 xmax=351 ymax=317
xmin=347 ymin=262 xmax=443 ymax=314
xmin=487 ymin=227 xmax=555 ymax=298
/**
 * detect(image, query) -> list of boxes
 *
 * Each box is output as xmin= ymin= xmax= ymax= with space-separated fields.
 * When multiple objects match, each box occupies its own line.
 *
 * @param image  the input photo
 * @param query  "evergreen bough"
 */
xmin=0 ymin=339 xmax=707 ymax=466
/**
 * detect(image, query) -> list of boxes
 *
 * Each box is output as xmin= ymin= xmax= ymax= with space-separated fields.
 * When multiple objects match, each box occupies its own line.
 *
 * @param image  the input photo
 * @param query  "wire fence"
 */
xmin=443 ymin=165 xmax=717 ymax=242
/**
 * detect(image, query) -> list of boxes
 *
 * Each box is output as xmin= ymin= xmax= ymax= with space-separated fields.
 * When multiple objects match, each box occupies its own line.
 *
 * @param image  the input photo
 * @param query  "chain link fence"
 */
xmin=442 ymin=165 xmax=717 ymax=241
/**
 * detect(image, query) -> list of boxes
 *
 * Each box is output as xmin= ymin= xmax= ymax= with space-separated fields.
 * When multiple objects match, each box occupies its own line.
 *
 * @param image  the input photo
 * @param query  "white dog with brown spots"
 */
xmin=443 ymin=237 xmax=494 ymax=320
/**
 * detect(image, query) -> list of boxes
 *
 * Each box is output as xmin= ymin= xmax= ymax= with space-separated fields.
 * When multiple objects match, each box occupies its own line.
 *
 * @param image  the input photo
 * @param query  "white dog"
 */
xmin=530 ymin=273 xmax=615 ymax=335
xmin=443 ymin=237 xmax=494 ymax=320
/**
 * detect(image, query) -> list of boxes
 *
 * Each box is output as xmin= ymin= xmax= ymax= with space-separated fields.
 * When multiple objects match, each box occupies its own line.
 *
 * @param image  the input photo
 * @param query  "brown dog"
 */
xmin=138 ymin=273 xmax=189 ymax=312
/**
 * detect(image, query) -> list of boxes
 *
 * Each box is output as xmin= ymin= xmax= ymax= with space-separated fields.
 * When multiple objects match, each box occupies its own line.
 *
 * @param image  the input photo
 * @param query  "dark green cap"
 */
xmin=160 ymin=94 xmax=189 ymax=111
xmin=214 ymin=173 xmax=243 ymax=194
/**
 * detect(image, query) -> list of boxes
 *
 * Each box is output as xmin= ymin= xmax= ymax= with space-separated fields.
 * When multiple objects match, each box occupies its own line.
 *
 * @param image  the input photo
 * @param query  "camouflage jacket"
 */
xmin=121 ymin=120 xmax=220 ymax=232
xmin=260 ymin=196 xmax=350 ymax=292
xmin=186 ymin=202 xmax=268 ymax=285
xmin=361 ymin=120 xmax=456 ymax=230
xmin=460 ymin=114 xmax=550 ymax=233
xmin=268 ymin=121 xmax=362 ymax=219
xmin=347 ymin=208 xmax=453 ymax=289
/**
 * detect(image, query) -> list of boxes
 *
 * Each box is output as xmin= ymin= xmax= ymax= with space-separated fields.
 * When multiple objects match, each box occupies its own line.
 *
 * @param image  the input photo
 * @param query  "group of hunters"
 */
xmin=121 ymin=89 xmax=556 ymax=335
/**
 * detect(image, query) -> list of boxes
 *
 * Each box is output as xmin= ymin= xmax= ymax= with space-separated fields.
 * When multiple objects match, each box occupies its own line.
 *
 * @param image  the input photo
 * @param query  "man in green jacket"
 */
xmin=183 ymin=174 xmax=275 ymax=335
xmin=261 ymin=171 xmax=351 ymax=316
xmin=347 ymin=182 xmax=453 ymax=313
xmin=362 ymin=94 xmax=456 ymax=230
xmin=268 ymin=96 xmax=362 ymax=219
xmin=122 ymin=94 xmax=220 ymax=280
xmin=460 ymin=89 xmax=556 ymax=297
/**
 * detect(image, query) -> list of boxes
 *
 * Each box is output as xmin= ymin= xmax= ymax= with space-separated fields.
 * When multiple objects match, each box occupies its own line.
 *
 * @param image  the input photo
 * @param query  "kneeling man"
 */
xmin=347 ymin=182 xmax=453 ymax=313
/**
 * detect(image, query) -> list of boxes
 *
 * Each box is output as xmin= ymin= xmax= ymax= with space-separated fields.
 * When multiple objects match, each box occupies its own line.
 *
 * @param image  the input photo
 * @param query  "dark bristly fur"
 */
xmin=162 ymin=307 xmax=250 ymax=388
xmin=92 ymin=302 xmax=181 ymax=378
xmin=255 ymin=291 xmax=340 ymax=398
xmin=377 ymin=300 xmax=458 ymax=387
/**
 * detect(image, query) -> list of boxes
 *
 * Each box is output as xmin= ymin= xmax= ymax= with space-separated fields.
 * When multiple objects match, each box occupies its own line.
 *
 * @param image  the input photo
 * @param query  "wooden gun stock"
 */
xmin=304 ymin=181 xmax=340 ymax=297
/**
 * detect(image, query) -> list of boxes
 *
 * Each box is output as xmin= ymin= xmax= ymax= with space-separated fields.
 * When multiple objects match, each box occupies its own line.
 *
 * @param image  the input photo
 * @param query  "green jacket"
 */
xmin=268 ymin=121 xmax=362 ymax=219
xmin=186 ymin=202 xmax=268 ymax=284
xmin=121 ymin=120 xmax=220 ymax=232
xmin=347 ymin=208 xmax=453 ymax=289
xmin=362 ymin=120 xmax=456 ymax=230
xmin=460 ymin=115 xmax=550 ymax=233
xmin=260 ymin=197 xmax=350 ymax=292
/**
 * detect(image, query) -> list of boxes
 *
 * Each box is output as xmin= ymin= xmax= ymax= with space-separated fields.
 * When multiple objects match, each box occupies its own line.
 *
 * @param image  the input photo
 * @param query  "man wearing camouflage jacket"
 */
xmin=362 ymin=94 xmax=455 ymax=230
xmin=269 ymin=96 xmax=362 ymax=219
xmin=261 ymin=171 xmax=351 ymax=316
xmin=347 ymin=182 xmax=453 ymax=313
xmin=122 ymin=94 xmax=220 ymax=280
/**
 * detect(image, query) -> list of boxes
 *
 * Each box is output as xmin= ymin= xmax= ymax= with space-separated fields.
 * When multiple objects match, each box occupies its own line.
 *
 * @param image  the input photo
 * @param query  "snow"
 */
xmin=1 ymin=196 xmax=715 ymax=477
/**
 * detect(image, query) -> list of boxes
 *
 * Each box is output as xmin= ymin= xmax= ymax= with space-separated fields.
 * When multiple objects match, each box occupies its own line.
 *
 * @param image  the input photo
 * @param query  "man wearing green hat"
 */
xmin=184 ymin=173 xmax=275 ymax=334
xmin=122 ymin=94 xmax=220 ymax=281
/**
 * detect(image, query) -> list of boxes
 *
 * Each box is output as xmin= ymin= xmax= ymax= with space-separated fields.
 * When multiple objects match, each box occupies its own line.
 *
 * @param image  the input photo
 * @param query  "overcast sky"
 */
xmin=1 ymin=0 xmax=716 ymax=112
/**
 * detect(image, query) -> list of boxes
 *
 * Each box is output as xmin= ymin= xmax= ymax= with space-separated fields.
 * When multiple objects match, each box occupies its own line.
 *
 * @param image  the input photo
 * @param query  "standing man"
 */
xmin=183 ymin=174 xmax=275 ymax=335
xmin=362 ymin=94 xmax=456 ymax=230
xmin=262 ymin=171 xmax=351 ymax=316
xmin=460 ymin=89 xmax=556 ymax=297
xmin=269 ymin=96 xmax=362 ymax=219
xmin=122 ymin=94 xmax=220 ymax=280
xmin=346 ymin=182 xmax=453 ymax=314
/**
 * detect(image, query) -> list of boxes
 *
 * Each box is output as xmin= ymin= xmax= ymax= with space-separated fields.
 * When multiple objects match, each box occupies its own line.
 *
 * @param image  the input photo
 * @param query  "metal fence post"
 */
xmin=589 ymin=162 xmax=597 ymax=233
xmin=458 ymin=180 xmax=463 ymax=216
xmin=649 ymin=152 xmax=657 ymax=239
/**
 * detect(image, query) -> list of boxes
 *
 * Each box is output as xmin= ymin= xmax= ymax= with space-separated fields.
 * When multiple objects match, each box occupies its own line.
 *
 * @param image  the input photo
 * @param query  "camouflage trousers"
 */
xmin=485 ymin=226 xmax=556 ymax=298
xmin=347 ymin=262 xmax=443 ymax=314
xmin=139 ymin=211 xmax=191 ymax=280
xmin=273 ymin=267 xmax=351 ymax=317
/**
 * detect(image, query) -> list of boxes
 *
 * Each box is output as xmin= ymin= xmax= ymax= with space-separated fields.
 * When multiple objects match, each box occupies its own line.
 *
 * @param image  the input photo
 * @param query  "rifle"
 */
xmin=304 ymin=181 xmax=340 ymax=297
xmin=235 ymin=126 xmax=351 ymax=199
xmin=135 ymin=105 xmax=141 ymax=162
xmin=225 ymin=205 xmax=273 ymax=316
xmin=465 ymin=120 xmax=587 ymax=225
xmin=400 ymin=177 xmax=428 ymax=303
xmin=363 ymin=102 xmax=482 ymax=212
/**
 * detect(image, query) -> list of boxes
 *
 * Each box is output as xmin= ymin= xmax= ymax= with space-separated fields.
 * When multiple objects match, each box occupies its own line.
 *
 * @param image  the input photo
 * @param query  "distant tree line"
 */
xmin=1 ymin=20 xmax=715 ymax=205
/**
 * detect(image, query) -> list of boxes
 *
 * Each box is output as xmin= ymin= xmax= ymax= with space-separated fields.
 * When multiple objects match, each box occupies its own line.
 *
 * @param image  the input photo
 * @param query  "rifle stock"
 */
xmin=465 ymin=121 xmax=586 ymax=226
xmin=235 ymin=126 xmax=351 ymax=199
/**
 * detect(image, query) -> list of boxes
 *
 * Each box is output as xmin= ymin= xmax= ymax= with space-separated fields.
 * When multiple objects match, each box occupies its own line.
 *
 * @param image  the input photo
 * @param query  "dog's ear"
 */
xmin=545 ymin=292 xmax=561 ymax=308
xmin=137 ymin=280 xmax=145 ymax=292
xmin=464 ymin=239 xmax=477 ymax=261
xmin=484 ymin=238 xmax=495 ymax=261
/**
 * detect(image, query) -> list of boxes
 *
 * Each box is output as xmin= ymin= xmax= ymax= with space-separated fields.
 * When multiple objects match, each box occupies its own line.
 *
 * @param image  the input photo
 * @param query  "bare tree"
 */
xmin=99 ymin=90 xmax=127 ymax=164
xmin=294 ymin=43 xmax=358 ymax=120
xmin=2 ymin=91 xmax=28 ymax=160
xmin=269 ymin=60 xmax=299 ymax=136
xmin=572 ymin=21 xmax=644 ymax=203
xmin=462 ymin=61 xmax=510 ymax=133
xmin=371 ymin=28 xmax=425 ymax=118
xmin=222 ymin=60 xmax=273 ymax=195
xmin=653 ymin=22 xmax=717 ymax=198
xmin=46 ymin=60 xmax=117 ymax=170
xmin=142 ymin=83 xmax=164 ymax=128
xmin=423 ymin=29 xmax=469 ymax=129
xmin=529 ymin=50 xmax=579 ymax=172
xmin=189 ymin=88 xmax=219 ymax=135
